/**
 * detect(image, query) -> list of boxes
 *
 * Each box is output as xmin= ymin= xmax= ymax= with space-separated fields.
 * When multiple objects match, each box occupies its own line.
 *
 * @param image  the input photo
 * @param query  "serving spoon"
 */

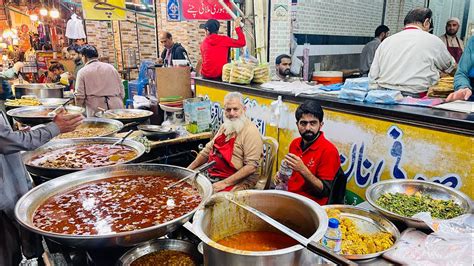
xmin=165 ymin=161 xmax=216 ymax=190
xmin=47 ymin=98 xmax=73 ymax=117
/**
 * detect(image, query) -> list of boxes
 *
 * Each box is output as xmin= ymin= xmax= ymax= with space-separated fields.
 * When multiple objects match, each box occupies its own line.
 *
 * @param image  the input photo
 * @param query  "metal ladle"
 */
xmin=111 ymin=130 xmax=134 ymax=148
xmin=222 ymin=193 xmax=356 ymax=265
xmin=165 ymin=161 xmax=216 ymax=190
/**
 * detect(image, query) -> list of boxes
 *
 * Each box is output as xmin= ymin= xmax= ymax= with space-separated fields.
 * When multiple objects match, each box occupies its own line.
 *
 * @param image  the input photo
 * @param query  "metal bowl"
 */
xmin=22 ymin=137 xmax=145 ymax=178
xmin=366 ymin=179 xmax=473 ymax=229
xmin=95 ymin=109 xmax=153 ymax=124
xmin=6 ymin=105 xmax=85 ymax=126
xmin=117 ymin=239 xmax=203 ymax=266
xmin=15 ymin=164 xmax=213 ymax=248
xmin=322 ymin=205 xmax=400 ymax=260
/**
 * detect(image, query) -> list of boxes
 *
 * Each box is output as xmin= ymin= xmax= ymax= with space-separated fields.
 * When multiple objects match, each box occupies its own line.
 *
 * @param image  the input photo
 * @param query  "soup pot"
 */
xmin=191 ymin=190 xmax=329 ymax=265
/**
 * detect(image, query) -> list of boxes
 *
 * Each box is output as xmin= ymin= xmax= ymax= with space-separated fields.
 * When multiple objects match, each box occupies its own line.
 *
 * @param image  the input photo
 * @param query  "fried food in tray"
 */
xmin=5 ymin=98 xmax=42 ymax=107
xmin=325 ymin=209 xmax=395 ymax=255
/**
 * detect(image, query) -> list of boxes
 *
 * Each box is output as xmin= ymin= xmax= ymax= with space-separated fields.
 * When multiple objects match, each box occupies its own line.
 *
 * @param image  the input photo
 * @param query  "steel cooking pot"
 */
xmin=22 ymin=137 xmax=146 ymax=178
xmin=14 ymin=83 xmax=65 ymax=99
xmin=15 ymin=164 xmax=213 ymax=248
xmin=118 ymin=239 xmax=203 ymax=266
xmin=191 ymin=190 xmax=329 ymax=265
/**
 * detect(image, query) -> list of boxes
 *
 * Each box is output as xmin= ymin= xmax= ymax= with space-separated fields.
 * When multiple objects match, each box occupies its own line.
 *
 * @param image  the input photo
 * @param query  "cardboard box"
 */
xmin=155 ymin=67 xmax=192 ymax=99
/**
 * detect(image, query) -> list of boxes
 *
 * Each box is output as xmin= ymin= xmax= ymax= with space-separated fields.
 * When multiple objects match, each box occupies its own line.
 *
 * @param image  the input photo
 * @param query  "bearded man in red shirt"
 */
xmin=283 ymin=100 xmax=342 ymax=205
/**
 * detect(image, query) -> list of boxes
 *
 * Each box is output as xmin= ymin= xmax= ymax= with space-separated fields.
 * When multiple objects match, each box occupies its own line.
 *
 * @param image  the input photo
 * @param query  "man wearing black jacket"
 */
xmin=158 ymin=31 xmax=188 ymax=66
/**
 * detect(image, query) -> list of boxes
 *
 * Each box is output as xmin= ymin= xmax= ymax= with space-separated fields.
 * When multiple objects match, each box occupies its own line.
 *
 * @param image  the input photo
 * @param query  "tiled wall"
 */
xmin=85 ymin=11 xmax=158 ymax=70
xmin=84 ymin=20 xmax=115 ymax=63
xmin=269 ymin=0 xmax=292 ymax=73
xmin=429 ymin=0 xmax=468 ymax=37
xmin=384 ymin=0 xmax=426 ymax=33
xmin=294 ymin=0 xmax=384 ymax=36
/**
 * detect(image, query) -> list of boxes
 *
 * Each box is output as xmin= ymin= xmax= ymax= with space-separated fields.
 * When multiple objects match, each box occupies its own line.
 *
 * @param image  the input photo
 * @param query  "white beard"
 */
xmin=222 ymin=115 xmax=246 ymax=136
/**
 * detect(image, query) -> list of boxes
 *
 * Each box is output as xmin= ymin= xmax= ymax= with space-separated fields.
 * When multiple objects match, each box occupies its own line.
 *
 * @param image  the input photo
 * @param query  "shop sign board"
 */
xmin=81 ymin=0 xmax=126 ymax=21
xmin=167 ymin=0 xmax=181 ymax=21
xmin=182 ymin=0 xmax=233 ymax=20
xmin=196 ymin=84 xmax=474 ymax=205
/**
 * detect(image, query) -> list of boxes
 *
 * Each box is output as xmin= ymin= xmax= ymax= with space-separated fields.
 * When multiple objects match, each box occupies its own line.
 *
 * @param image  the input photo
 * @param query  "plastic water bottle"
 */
xmin=322 ymin=218 xmax=342 ymax=254
xmin=275 ymin=160 xmax=293 ymax=190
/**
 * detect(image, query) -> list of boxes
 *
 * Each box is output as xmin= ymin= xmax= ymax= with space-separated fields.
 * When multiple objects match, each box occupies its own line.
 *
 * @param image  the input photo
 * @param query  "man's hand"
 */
xmin=157 ymin=58 xmax=164 ymax=65
xmin=53 ymin=109 xmax=84 ymax=133
xmin=285 ymin=153 xmax=309 ymax=175
xmin=234 ymin=17 xmax=243 ymax=29
xmin=212 ymin=180 xmax=228 ymax=193
xmin=446 ymin=88 xmax=472 ymax=102
xmin=13 ymin=62 xmax=24 ymax=73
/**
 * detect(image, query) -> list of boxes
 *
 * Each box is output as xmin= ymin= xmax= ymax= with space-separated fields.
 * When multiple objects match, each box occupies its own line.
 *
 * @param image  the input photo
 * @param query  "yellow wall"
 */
xmin=197 ymin=84 xmax=473 ymax=204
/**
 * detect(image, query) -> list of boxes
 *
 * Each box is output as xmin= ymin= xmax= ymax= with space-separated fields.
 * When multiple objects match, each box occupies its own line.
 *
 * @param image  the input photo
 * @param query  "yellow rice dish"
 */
xmin=326 ymin=209 xmax=394 ymax=255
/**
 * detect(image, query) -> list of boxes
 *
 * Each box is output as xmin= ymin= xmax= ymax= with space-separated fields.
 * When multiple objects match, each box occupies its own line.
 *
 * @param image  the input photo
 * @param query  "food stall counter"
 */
xmin=194 ymin=77 xmax=474 ymax=205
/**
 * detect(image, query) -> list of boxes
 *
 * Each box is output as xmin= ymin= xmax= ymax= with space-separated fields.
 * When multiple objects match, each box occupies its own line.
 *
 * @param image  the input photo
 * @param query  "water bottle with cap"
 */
xmin=321 ymin=218 xmax=342 ymax=254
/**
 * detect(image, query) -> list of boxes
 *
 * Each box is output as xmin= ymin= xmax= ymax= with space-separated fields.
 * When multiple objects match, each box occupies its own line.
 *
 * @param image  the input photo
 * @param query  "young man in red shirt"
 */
xmin=199 ymin=17 xmax=246 ymax=79
xmin=283 ymin=100 xmax=341 ymax=205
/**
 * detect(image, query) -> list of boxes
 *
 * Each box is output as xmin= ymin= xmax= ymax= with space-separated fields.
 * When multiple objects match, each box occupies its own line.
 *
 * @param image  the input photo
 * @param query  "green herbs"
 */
xmin=376 ymin=192 xmax=464 ymax=219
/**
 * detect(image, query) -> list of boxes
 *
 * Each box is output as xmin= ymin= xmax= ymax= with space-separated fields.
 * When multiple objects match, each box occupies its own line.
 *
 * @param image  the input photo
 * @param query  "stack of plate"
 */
xmin=159 ymin=96 xmax=183 ymax=112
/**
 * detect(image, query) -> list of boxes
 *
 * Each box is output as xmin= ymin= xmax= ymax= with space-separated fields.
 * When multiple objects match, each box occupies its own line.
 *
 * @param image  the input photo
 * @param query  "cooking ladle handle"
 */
xmin=122 ymin=121 xmax=140 ymax=129
xmin=307 ymin=241 xmax=356 ymax=266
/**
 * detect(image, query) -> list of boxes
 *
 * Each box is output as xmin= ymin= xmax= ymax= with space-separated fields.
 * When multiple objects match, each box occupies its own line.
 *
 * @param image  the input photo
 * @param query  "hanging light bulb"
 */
xmin=50 ymin=8 xmax=60 ymax=19
xmin=30 ymin=14 xmax=39 ymax=21
xmin=40 ymin=8 xmax=48 ymax=16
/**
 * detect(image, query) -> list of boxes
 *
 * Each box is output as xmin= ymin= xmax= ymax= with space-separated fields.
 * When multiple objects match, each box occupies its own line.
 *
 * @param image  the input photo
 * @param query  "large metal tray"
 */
xmin=322 ymin=205 xmax=400 ymax=260
xmin=6 ymin=105 xmax=84 ymax=126
xmin=22 ymin=137 xmax=145 ymax=178
xmin=366 ymin=179 xmax=473 ymax=229
xmin=95 ymin=109 xmax=153 ymax=124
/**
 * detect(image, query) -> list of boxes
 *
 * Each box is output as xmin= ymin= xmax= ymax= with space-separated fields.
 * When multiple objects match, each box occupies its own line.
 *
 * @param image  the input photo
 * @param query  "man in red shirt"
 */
xmin=200 ymin=17 xmax=246 ymax=79
xmin=283 ymin=100 xmax=341 ymax=205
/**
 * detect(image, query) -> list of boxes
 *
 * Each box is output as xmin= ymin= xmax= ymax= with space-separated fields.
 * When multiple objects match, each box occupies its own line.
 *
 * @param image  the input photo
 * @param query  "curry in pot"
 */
xmin=28 ymin=143 xmax=137 ymax=169
xmin=33 ymin=175 xmax=201 ymax=235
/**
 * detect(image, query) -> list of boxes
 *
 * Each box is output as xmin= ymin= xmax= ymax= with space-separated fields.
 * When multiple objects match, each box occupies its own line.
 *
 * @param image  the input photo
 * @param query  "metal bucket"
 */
xmin=191 ymin=190 xmax=329 ymax=265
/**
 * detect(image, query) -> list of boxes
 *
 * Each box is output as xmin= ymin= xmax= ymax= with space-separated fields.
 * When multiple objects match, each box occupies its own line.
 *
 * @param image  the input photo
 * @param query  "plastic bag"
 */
xmin=365 ymin=89 xmax=403 ymax=104
xmin=338 ymin=88 xmax=367 ymax=102
xmin=229 ymin=62 xmax=255 ymax=84
xmin=383 ymin=214 xmax=474 ymax=266
xmin=222 ymin=62 xmax=232 ymax=82
xmin=342 ymin=77 xmax=369 ymax=91
xmin=252 ymin=64 xmax=270 ymax=84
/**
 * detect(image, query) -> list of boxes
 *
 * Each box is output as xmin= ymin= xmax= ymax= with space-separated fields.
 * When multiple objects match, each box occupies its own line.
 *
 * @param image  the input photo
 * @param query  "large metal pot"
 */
xmin=15 ymin=164 xmax=213 ymax=248
xmin=14 ymin=83 xmax=65 ymax=99
xmin=118 ymin=239 xmax=203 ymax=266
xmin=191 ymin=190 xmax=329 ymax=265
xmin=22 ymin=137 xmax=146 ymax=178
